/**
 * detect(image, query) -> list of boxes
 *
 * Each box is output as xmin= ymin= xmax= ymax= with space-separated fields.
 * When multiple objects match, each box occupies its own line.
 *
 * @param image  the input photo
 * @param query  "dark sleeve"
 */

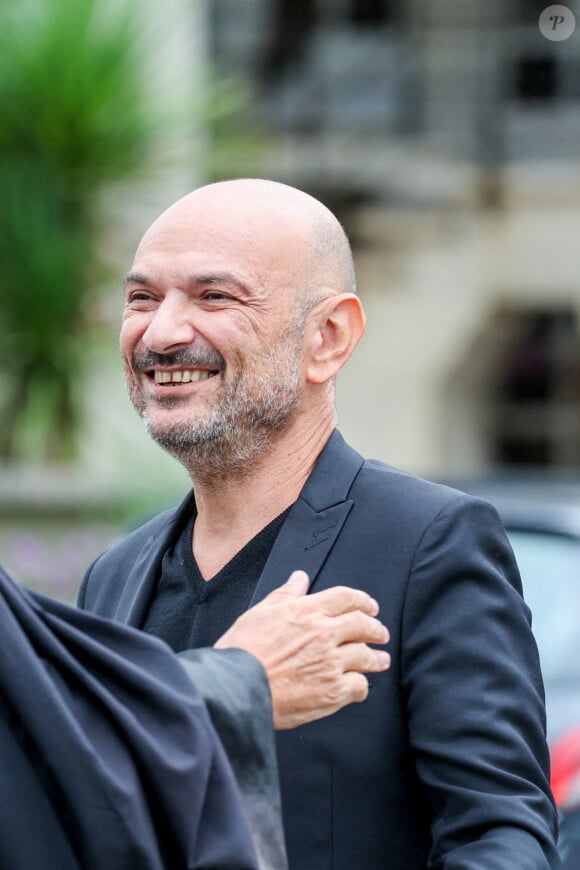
xmin=401 ymin=495 xmax=560 ymax=869
xmin=178 ymin=647 xmax=288 ymax=870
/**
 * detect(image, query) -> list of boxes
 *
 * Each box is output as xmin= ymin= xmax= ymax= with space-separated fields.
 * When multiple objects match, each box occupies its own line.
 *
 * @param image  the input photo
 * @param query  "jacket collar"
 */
xmin=115 ymin=491 xmax=195 ymax=626
xmin=249 ymin=429 xmax=364 ymax=604
xmin=117 ymin=430 xmax=363 ymax=624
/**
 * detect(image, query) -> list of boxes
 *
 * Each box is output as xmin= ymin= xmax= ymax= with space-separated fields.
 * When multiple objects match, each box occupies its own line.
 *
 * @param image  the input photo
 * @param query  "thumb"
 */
xmin=276 ymin=570 xmax=310 ymax=598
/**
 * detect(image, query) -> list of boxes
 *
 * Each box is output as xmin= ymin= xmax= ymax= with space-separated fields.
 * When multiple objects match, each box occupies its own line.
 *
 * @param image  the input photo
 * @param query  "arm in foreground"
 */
xmin=402 ymin=495 xmax=560 ymax=869
xmin=178 ymin=646 xmax=288 ymax=870
xmin=214 ymin=570 xmax=391 ymax=729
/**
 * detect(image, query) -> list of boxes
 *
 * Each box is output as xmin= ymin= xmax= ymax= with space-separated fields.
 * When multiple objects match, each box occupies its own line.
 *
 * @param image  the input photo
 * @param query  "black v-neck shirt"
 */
xmin=142 ymin=506 xmax=292 ymax=653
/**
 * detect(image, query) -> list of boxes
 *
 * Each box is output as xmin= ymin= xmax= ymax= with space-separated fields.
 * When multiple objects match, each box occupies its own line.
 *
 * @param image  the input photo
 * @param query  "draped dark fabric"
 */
xmin=0 ymin=563 xmax=259 ymax=870
xmin=178 ymin=649 xmax=288 ymax=870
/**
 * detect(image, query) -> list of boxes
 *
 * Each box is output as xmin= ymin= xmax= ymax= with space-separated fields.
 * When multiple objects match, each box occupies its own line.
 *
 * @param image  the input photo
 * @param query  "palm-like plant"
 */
xmin=0 ymin=0 xmax=156 ymax=461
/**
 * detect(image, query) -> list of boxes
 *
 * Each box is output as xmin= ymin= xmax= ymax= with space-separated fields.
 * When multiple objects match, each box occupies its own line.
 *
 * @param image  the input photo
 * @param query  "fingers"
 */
xmin=275 ymin=671 xmax=371 ymax=728
xmin=309 ymin=584 xmax=380 ymax=618
xmin=338 ymin=641 xmax=391 ymax=675
xmin=265 ymin=576 xmax=379 ymax=619
xmin=339 ymin=672 xmax=372 ymax=706
xmin=260 ymin=579 xmax=389 ymax=647
xmin=263 ymin=577 xmax=380 ymax=620
xmin=332 ymin=610 xmax=390 ymax=646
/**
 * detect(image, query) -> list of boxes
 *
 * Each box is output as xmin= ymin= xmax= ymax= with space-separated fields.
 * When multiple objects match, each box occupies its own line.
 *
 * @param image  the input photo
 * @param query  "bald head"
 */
xmin=123 ymin=178 xmax=366 ymax=475
xmin=138 ymin=178 xmax=356 ymax=304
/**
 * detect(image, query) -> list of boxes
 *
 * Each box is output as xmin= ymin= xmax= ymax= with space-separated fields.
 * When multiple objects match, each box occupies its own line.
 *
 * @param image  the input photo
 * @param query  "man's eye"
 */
xmin=203 ymin=291 xmax=231 ymax=301
xmin=127 ymin=291 xmax=153 ymax=303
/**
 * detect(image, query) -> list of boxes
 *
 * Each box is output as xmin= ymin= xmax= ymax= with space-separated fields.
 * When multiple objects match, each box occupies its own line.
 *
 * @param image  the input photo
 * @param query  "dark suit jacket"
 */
xmin=79 ymin=430 xmax=560 ymax=869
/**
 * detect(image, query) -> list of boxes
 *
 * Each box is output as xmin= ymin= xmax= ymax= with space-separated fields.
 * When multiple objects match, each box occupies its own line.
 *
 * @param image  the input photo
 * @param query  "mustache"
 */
xmin=131 ymin=347 xmax=226 ymax=372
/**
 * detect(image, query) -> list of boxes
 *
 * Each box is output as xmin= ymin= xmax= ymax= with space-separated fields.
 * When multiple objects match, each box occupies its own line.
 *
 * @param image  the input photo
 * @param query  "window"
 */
xmin=349 ymin=0 xmax=395 ymax=26
xmin=515 ymin=56 xmax=558 ymax=102
xmin=492 ymin=309 xmax=580 ymax=467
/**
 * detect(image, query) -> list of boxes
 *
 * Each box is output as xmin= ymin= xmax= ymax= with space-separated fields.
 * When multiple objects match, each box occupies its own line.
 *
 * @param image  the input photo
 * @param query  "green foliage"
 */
xmin=0 ymin=0 xmax=156 ymax=462
xmin=0 ymin=0 xmax=154 ymax=192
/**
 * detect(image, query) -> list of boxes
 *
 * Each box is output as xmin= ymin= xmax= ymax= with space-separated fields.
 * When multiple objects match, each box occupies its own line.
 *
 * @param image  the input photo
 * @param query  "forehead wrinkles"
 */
xmin=136 ymin=208 xmax=312 ymax=305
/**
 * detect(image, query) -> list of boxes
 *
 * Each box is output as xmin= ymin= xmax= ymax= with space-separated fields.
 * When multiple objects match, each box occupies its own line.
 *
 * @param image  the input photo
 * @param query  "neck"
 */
xmin=188 ymin=410 xmax=336 ymax=575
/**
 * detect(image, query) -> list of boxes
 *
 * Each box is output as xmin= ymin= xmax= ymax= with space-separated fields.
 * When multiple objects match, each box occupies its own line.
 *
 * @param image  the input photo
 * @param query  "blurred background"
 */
xmin=2 ymin=0 xmax=580 ymax=601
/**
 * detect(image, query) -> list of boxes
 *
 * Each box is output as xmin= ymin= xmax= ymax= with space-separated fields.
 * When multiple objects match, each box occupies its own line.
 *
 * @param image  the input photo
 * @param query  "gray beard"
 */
xmin=146 ymin=366 xmax=302 ymax=484
xmin=131 ymin=331 xmax=305 ymax=486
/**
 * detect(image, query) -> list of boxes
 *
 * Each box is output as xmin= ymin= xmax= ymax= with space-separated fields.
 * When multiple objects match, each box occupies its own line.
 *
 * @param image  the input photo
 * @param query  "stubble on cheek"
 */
xmin=123 ymin=358 xmax=147 ymax=417
xmin=121 ymin=311 xmax=307 ymax=480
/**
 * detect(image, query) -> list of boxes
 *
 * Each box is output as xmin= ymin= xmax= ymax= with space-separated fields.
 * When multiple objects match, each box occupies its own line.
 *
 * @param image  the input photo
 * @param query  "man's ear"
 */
xmin=306 ymin=294 xmax=366 ymax=385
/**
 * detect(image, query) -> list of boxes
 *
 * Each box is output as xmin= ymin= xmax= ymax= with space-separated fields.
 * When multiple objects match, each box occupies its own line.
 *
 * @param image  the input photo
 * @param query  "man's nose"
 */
xmin=142 ymin=295 xmax=196 ymax=354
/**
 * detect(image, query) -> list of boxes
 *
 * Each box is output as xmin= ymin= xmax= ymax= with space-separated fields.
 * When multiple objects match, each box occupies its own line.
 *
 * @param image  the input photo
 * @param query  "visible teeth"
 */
xmin=154 ymin=369 xmax=214 ymax=384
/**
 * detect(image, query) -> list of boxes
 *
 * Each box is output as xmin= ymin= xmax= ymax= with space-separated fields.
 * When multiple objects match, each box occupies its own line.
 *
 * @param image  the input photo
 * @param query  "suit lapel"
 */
xmin=115 ymin=492 xmax=196 ymax=626
xmin=250 ymin=430 xmax=364 ymax=604
xmin=115 ymin=431 xmax=363 ymax=618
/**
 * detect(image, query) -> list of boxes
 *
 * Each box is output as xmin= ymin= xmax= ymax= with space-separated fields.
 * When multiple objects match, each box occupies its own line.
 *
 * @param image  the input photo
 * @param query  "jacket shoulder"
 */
xmin=78 ymin=502 xmax=185 ymax=612
xmin=355 ymin=457 xmax=480 ymax=519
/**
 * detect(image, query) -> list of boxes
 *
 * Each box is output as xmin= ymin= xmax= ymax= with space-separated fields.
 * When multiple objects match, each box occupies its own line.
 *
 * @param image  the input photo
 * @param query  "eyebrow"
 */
xmin=193 ymin=272 xmax=251 ymax=295
xmin=122 ymin=271 xmax=151 ymax=288
xmin=122 ymin=270 xmax=251 ymax=295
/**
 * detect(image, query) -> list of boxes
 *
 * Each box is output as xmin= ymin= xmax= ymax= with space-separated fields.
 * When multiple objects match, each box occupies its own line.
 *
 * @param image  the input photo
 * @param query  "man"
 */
xmin=80 ymin=179 xmax=559 ymax=868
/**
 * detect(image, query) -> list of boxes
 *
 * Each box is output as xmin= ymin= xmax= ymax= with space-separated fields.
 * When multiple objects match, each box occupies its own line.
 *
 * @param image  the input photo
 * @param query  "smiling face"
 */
xmin=120 ymin=182 xmax=322 ymax=478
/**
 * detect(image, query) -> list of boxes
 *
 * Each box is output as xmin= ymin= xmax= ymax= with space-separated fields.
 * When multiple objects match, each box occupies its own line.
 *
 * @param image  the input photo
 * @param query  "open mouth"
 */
xmin=149 ymin=368 xmax=219 ymax=385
